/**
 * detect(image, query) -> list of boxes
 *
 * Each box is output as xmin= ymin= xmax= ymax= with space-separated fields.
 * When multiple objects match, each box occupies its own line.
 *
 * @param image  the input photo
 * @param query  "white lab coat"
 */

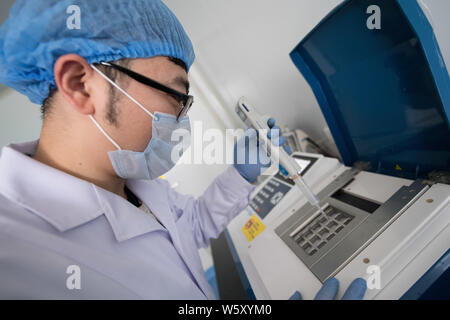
xmin=0 ymin=140 xmax=255 ymax=299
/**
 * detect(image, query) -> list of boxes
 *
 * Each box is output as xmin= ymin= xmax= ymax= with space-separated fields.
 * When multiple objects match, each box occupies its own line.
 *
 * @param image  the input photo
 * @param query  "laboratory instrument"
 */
xmin=218 ymin=0 xmax=450 ymax=300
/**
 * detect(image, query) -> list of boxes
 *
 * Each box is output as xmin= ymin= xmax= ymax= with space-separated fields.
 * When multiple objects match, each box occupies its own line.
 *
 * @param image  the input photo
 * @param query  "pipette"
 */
xmin=235 ymin=97 xmax=329 ymax=221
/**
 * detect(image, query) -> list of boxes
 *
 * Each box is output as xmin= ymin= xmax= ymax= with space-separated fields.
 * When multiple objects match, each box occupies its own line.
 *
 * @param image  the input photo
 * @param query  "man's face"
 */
xmin=99 ymin=56 xmax=189 ymax=153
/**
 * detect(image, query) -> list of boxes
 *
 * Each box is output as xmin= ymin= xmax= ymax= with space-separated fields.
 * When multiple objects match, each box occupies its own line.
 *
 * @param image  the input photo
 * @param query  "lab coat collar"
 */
xmin=0 ymin=140 xmax=165 ymax=241
xmin=126 ymin=178 xmax=179 ymax=241
xmin=93 ymin=184 xmax=166 ymax=242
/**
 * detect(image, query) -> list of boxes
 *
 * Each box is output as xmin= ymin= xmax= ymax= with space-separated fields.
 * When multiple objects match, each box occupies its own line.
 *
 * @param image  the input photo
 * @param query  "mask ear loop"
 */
xmin=90 ymin=64 xmax=155 ymax=119
xmin=88 ymin=114 xmax=121 ymax=150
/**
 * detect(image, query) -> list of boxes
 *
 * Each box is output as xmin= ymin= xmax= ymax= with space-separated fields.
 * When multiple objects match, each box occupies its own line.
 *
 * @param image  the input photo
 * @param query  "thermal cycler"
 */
xmin=223 ymin=0 xmax=450 ymax=300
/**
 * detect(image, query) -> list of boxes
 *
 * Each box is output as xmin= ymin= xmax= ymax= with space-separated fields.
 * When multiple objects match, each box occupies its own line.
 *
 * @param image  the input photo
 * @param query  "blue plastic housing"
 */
xmin=290 ymin=0 xmax=450 ymax=179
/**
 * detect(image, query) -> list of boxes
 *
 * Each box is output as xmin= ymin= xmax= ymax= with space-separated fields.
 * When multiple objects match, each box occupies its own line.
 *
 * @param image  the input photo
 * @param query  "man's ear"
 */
xmin=53 ymin=54 xmax=96 ymax=115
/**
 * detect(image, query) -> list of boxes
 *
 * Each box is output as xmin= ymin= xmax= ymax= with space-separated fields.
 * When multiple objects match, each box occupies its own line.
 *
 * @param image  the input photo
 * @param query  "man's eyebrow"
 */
xmin=170 ymin=76 xmax=190 ymax=94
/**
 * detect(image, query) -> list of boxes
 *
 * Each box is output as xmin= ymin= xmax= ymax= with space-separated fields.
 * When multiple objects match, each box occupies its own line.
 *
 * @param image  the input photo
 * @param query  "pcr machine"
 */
xmin=223 ymin=0 xmax=450 ymax=300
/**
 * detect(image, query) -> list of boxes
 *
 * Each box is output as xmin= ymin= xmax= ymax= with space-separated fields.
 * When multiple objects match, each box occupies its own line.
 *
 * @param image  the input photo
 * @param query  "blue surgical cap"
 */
xmin=0 ymin=0 xmax=195 ymax=105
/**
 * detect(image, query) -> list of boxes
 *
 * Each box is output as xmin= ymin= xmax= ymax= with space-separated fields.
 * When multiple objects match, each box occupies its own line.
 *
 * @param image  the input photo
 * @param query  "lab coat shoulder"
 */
xmin=162 ymin=166 xmax=255 ymax=249
xmin=0 ymin=192 xmax=67 ymax=241
xmin=0 ymin=194 xmax=139 ymax=299
xmin=0 ymin=193 xmax=46 ymax=228
xmin=0 ymin=231 xmax=139 ymax=299
xmin=0 ymin=192 xmax=23 ymax=217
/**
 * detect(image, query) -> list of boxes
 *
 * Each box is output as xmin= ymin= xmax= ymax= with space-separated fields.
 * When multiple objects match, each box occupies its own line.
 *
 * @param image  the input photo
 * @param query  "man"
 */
xmin=0 ymin=0 xmax=365 ymax=299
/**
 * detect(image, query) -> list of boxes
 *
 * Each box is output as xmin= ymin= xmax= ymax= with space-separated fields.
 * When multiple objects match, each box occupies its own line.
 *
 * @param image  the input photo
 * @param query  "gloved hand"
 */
xmin=289 ymin=278 xmax=367 ymax=300
xmin=233 ymin=118 xmax=291 ymax=183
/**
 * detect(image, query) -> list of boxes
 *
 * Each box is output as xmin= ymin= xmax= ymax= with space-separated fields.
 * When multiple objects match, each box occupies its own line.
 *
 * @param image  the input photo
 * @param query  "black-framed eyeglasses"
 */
xmin=98 ymin=61 xmax=194 ymax=121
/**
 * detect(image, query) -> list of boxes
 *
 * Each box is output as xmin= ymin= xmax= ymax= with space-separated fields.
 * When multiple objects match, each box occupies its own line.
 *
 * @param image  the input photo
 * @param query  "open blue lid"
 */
xmin=290 ymin=0 xmax=450 ymax=179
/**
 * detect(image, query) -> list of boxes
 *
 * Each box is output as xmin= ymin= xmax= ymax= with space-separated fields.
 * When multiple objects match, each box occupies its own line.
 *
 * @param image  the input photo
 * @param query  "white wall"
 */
xmin=419 ymin=0 xmax=450 ymax=70
xmin=0 ymin=89 xmax=42 ymax=151
xmin=163 ymin=0 xmax=345 ymax=156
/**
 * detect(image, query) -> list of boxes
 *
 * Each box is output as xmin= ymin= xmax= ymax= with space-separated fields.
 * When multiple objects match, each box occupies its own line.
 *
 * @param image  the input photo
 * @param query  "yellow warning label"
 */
xmin=242 ymin=214 xmax=266 ymax=242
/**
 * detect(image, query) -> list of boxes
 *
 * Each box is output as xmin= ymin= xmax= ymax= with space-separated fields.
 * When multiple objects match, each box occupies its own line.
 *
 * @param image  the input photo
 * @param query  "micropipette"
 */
xmin=235 ymin=97 xmax=329 ymax=221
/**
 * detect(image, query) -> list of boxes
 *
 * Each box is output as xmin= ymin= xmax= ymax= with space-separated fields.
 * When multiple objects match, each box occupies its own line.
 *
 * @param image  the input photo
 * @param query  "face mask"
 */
xmin=89 ymin=65 xmax=191 ymax=180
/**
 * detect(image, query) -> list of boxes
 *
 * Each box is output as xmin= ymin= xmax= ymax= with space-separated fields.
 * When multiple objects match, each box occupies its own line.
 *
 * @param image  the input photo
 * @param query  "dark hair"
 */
xmin=168 ymin=56 xmax=187 ymax=72
xmin=41 ymin=56 xmax=187 ymax=123
xmin=40 ymin=87 xmax=57 ymax=119
xmin=96 ymin=58 xmax=132 ymax=126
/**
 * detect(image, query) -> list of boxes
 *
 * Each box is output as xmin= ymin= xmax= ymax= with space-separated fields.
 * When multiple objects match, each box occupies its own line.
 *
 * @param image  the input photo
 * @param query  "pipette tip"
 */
xmin=317 ymin=206 xmax=329 ymax=221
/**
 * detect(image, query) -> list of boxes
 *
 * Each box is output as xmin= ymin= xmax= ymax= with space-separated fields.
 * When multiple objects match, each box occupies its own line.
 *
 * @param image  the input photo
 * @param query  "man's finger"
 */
xmin=267 ymin=118 xmax=276 ymax=128
xmin=283 ymin=144 xmax=292 ymax=155
xmin=341 ymin=278 xmax=367 ymax=300
xmin=270 ymin=135 xmax=286 ymax=147
xmin=314 ymin=278 xmax=339 ymax=300
xmin=267 ymin=126 xmax=281 ymax=140
xmin=289 ymin=291 xmax=303 ymax=300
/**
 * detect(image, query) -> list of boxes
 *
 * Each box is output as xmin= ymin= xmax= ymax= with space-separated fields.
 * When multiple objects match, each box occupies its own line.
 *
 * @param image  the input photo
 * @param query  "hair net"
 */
xmin=0 ymin=0 xmax=195 ymax=105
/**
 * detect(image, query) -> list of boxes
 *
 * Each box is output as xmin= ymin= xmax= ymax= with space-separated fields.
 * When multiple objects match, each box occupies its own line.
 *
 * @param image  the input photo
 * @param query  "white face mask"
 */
xmin=89 ymin=64 xmax=191 ymax=180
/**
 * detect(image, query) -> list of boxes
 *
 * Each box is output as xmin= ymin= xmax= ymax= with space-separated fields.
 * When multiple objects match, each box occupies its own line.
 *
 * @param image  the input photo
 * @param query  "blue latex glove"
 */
xmin=233 ymin=118 xmax=291 ymax=183
xmin=289 ymin=278 xmax=367 ymax=300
